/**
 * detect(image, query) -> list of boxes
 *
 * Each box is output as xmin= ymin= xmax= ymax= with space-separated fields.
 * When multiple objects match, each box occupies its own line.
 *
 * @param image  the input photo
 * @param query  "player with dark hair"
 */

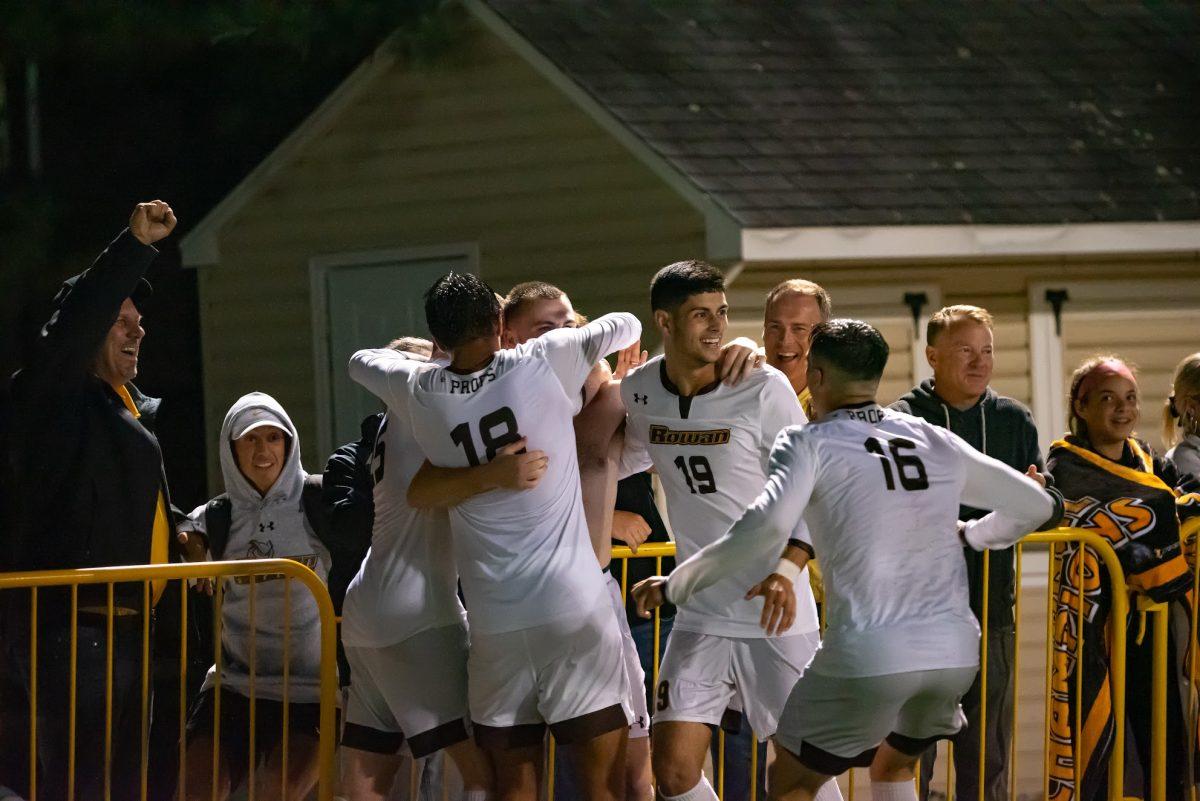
xmin=634 ymin=319 xmax=1063 ymax=801
xmin=410 ymin=278 xmax=764 ymax=801
xmin=423 ymin=272 xmax=504 ymax=350
xmin=349 ymin=273 xmax=641 ymax=801
xmin=618 ymin=261 xmax=832 ymax=801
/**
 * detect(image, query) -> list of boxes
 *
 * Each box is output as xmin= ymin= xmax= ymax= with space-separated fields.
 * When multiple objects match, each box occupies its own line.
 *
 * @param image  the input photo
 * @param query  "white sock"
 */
xmin=462 ymin=791 xmax=489 ymax=801
xmin=815 ymin=776 xmax=845 ymax=801
xmin=871 ymin=779 xmax=917 ymax=801
xmin=661 ymin=774 xmax=719 ymax=801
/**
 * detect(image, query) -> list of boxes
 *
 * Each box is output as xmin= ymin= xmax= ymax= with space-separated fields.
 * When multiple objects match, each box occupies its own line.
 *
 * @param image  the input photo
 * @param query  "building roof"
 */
xmin=485 ymin=0 xmax=1200 ymax=227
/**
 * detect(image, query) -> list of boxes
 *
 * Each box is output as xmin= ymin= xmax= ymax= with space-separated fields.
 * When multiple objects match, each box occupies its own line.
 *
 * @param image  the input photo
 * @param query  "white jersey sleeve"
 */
xmin=347 ymin=348 xmax=428 ymax=417
xmin=954 ymin=436 xmax=1056 ymax=550
xmin=758 ymin=373 xmax=808 ymax=455
xmin=538 ymin=312 xmax=641 ymax=400
xmin=755 ymin=371 xmax=811 ymax=544
xmin=666 ymin=428 xmax=816 ymax=606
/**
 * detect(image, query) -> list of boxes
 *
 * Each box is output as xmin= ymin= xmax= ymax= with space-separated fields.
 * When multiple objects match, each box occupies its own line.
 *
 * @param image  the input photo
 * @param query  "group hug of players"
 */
xmin=283 ymin=258 xmax=1067 ymax=801
xmin=182 ymin=254 xmax=1200 ymax=801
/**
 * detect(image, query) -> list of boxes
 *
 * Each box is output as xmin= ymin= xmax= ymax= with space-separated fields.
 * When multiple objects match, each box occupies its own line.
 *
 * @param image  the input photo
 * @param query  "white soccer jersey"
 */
xmin=339 ymin=410 xmax=466 ymax=649
xmin=349 ymin=313 xmax=641 ymax=635
xmin=620 ymin=356 xmax=818 ymax=638
xmin=665 ymin=403 xmax=1056 ymax=677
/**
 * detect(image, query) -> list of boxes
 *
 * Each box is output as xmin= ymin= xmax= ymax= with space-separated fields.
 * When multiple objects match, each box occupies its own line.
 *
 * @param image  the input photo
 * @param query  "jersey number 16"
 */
xmin=864 ymin=436 xmax=929 ymax=491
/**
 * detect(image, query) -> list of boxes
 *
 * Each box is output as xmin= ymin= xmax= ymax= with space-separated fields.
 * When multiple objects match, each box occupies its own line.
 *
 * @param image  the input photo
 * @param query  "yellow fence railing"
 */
xmin=0 ymin=559 xmax=338 ymax=801
xmin=604 ymin=527 xmax=1179 ymax=801
xmin=0 ymin=527 xmax=1186 ymax=801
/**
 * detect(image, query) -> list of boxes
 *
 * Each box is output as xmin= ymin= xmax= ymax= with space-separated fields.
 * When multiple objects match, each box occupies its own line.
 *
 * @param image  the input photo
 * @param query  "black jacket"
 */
xmin=321 ymin=412 xmax=384 ymax=613
xmin=6 ymin=229 xmax=171 ymax=585
xmin=891 ymin=379 xmax=1042 ymax=628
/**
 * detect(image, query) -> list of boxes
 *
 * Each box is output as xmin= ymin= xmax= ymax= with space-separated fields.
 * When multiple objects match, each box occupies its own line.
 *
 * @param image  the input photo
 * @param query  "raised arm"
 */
xmin=31 ymin=202 xmax=173 ymax=390
xmin=957 ymin=438 xmax=1063 ymax=550
xmin=540 ymin=312 xmax=642 ymax=398
xmin=348 ymin=347 xmax=428 ymax=414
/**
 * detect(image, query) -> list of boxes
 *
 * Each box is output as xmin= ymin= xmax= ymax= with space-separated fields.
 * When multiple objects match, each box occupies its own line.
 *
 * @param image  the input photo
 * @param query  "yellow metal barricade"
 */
xmin=610 ymin=542 xmax=755 ymax=801
xmin=0 ymin=558 xmax=338 ymax=801
xmin=608 ymin=529 xmax=1165 ymax=801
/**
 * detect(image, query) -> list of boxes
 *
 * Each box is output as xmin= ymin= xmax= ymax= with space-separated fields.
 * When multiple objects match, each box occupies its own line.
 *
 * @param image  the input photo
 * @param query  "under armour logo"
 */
xmin=633 ymin=393 xmax=648 ymax=404
xmin=258 ymin=521 xmax=276 ymax=532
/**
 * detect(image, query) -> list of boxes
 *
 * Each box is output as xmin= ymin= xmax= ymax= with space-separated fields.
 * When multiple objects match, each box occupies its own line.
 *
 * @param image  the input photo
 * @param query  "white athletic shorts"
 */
xmin=342 ymin=623 xmax=471 ymax=758
xmin=774 ymin=665 xmax=977 ymax=775
xmin=653 ymin=628 xmax=819 ymax=739
xmin=469 ymin=592 xmax=631 ymax=749
xmin=606 ymin=573 xmax=649 ymax=739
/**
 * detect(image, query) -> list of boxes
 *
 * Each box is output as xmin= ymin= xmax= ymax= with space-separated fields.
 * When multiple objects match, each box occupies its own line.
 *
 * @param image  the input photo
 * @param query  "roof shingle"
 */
xmin=486 ymin=0 xmax=1200 ymax=226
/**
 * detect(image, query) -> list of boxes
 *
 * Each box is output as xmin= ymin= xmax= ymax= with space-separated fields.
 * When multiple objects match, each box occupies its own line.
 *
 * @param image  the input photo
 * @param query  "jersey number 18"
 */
xmin=451 ymin=406 xmax=522 ymax=466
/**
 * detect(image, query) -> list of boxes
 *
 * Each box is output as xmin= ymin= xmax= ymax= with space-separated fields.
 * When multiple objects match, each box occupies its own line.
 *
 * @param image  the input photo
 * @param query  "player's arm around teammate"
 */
xmin=636 ymin=320 xmax=1062 ymax=801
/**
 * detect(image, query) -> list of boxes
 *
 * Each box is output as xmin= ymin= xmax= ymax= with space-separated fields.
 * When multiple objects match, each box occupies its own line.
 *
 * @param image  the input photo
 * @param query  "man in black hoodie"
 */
xmin=890 ymin=304 xmax=1042 ymax=801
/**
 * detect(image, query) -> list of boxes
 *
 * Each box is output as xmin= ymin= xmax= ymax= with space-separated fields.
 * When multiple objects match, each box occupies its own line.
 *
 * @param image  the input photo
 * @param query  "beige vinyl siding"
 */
xmin=1058 ymin=280 xmax=1200 ymax=453
xmin=733 ymin=254 xmax=1200 ymax=411
xmin=197 ymin=16 xmax=705 ymax=487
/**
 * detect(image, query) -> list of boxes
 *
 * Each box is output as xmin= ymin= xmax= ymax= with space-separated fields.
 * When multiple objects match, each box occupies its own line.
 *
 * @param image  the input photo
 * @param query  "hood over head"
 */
xmin=218 ymin=391 xmax=306 ymax=506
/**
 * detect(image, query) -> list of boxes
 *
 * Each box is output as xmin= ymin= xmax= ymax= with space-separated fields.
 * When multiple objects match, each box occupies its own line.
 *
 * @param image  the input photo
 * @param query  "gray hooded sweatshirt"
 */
xmin=187 ymin=392 xmax=331 ymax=703
xmin=1166 ymin=433 xmax=1200 ymax=481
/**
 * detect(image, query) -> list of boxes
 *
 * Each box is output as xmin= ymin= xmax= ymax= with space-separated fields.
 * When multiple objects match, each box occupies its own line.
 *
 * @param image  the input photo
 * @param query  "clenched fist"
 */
xmin=130 ymin=200 xmax=177 ymax=246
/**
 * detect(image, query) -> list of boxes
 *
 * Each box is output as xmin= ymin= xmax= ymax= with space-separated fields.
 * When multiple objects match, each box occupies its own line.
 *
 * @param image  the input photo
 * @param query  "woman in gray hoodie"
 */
xmin=177 ymin=392 xmax=332 ymax=801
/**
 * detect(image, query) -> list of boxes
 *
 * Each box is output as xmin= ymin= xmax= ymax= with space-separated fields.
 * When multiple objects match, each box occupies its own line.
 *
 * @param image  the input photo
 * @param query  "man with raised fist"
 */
xmin=2 ymin=201 xmax=179 ymax=801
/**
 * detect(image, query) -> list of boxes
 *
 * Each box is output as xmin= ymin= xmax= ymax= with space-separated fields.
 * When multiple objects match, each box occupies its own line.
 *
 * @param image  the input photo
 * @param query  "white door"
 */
xmin=311 ymin=245 xmax=478 ymax=457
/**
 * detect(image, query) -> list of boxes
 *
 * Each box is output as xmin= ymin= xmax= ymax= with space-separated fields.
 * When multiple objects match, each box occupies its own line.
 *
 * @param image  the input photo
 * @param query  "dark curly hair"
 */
xmin=809 ymin=318 xmax=890 ymax=382
xmin=424 ymin=272 xmax=501 ymax=350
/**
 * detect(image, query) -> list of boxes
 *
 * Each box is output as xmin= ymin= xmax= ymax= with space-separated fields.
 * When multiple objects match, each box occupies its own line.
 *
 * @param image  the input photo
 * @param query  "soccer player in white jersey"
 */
xmin=339 ymin=336 xmax=512 ymax=801
xmin=406 ymin=281 xmax=763 ymax=801
xmin=618 ymin=261 xmax=835 ymax=801
xmin=348 ymin=273 xmax=641 ymax=801
xmin=633 ymin=319 xmax=1063 ymax=801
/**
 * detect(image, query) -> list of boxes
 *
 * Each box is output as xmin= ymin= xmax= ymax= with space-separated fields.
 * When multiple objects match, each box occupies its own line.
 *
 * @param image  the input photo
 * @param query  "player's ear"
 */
xmin=653 ymin=308 xmax=671 ymax=336
xmin=925 ymin=344 xmax=937 ymax=371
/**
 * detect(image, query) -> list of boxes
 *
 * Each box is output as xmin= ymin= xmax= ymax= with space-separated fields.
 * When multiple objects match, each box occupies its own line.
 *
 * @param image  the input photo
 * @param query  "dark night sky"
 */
xmin=1 ymin=1 xmax=438 ymax=508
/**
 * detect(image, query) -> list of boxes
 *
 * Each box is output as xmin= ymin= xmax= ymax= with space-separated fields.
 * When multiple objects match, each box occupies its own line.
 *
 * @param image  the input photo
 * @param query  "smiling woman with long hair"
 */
xmin=1045 ymin=355 xmax=1199 ymax=800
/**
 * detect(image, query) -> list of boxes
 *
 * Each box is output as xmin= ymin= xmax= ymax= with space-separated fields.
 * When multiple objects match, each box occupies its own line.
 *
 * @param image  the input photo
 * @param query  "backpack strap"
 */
xmin=301 ymin=474 xmax=333 ymax=548
xmin=204 ymin=493 xmax=232 ymax=561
